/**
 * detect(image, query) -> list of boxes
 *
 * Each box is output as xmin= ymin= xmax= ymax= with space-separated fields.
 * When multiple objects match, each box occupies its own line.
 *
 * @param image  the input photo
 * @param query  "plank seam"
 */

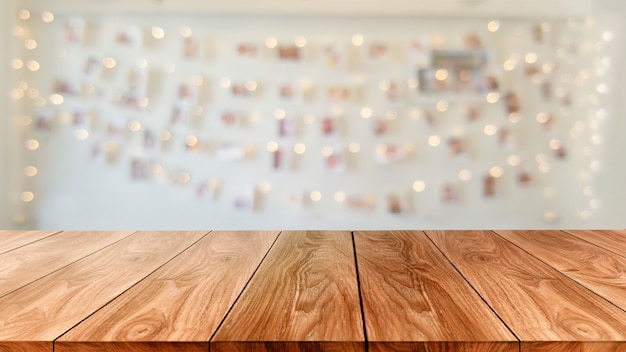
xmin=52 ymin=230 xmax=214 ymax=347
xmin=492 ymin=230 xmax=626 ymax=314
xmin=207 ymin=230 xmax=283 ymax=352
xmin=561 ymin=230 xmax=626 ymax=259
xmin=0 ymin=231 xmax=138 ymax=300
xmin=422 ymin=230 xmax=522 ymax=351
xmin=0 ymin=230 xmax=63 ymax=255
xmin=351 ymin=231 xmax=369 ymax=352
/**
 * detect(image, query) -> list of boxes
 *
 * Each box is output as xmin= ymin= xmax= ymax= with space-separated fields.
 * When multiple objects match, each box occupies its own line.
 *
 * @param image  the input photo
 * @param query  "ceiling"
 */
xmin=21 ymin=0 xmax=593 ymax=18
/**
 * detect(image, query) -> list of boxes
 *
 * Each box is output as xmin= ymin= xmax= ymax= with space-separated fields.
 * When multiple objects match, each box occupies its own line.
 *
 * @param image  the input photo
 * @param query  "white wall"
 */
xmin=0 ymin=0 xmax=18 ymax=228
xmin=3 ymin=1 xmax=625 ymax=230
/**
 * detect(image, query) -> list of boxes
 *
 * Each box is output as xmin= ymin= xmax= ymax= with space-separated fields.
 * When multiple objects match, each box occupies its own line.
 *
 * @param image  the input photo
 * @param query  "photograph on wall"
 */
xmin=121 ymin=67 xmax=149 ymax=110
xmin=183 ymin=36 xmax=201 ymax=61
xmin=386 ymin=191 xmax=408 ymax=214
xmin=320 ymin=116 xmax=340 ymax=137
xmin=383 ymin=80 xmax=402 ymax=103
xmin=234 ymin=184 xmax=256 ymax=212
xmin=171 ymin=101 xmax=191 ymax=128
xmin=35 ymin=108 xmax=56 ymax=131
xmin=277 ymin=44 xmax=302 ymax=61
xmin=374 ymin=143 xmax=406 ymax=164
xmin=447 ymin=137 xmax=467 ymax=161
xmin=322 ymin=43 xmax=347 ymax=70
xmin=482 ymin=174 xmax=497 ymax=198
xmin=62 ymin=17 xmax=85 ymax=45
xmin=130 ymin=158 xmax=147 ymax=180
xmin=327 ymin=85 xmax=350 ymax=102
xmin=71 ymin=106 xmax=91 ymax=129
xmin=210 ymin=109 xmax=240 ymax=127
xmin=363 ymin=41 xmax=390 ymax=62
xmin=196 ymin=177 xmax=221 ymax=201
xmin=143 ymin=129 xmax=157 ymax=151
xmin=277 ymin=82 xmax=302 ymax=102
xmin=407 ymin=37 xmax=431 ymax=67
xmin=54 ymin=78 xmax=80 ymax=96
xmin=177 ymin=80 xmax=199 ymax=104
xmin=440 ymin=182 xmax=459 ymax=204
xmin=235 ymin=41 xmax=260 ymax=59
xmin=272 ymin=147 xmax=284 ymax=171
xmin=324 ymin=145 xmax=346 ymax=173
xmin=418 ymin=50 xmax=488 ymax=95
xmin=373 ymin=118 xmax=390 ymax=136
xmin=230 ymin=81 xmax=259 ymax=99
xmin=113 ymin=25 xmax=142 ymax=48
xmin=279 ymin=117 xmax=299 ymax=138
xmin=345 ymin=194 xmax=376 ymax=210
xmin=83 ymin=56 xmax=102 ymax=81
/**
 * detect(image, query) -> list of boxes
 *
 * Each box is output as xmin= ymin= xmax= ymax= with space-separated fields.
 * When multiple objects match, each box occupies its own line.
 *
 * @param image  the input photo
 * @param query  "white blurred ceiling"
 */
xmin=21 ymin=0 xmax=593 ymax=18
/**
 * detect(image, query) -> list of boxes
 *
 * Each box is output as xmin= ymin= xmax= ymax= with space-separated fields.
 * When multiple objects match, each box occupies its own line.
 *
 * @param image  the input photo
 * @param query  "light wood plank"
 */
xmin=0 ymin=231 xmax=60 ymax=254
xmin=56 ymin=231 xmax=279 ymax=352
xmin=211 ymin=231 xmax=364 ymax=352
xmin=354 ymin=231 xmax=517 ymax=352
xmin=564 ymin=230 xmax=626 ymax=258
xmin=0 ymin=231 xmax=135 ymax=298
xmin=496 ymin=230 xmax=626 ymax=311
xmin=0 ymin=231 xmax=208 ymax=352
xmin=425 ymin=230 xmax=626 ymax=351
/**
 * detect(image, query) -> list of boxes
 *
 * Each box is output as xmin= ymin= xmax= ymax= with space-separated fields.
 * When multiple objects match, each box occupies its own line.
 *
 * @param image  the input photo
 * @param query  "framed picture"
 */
xmin=234 ymin=184 xmax=256 ymax=211
xmin=418 ymin=50 xmax=488 ymax=95
xmin=322 ymin=43 xmax=347 ymax=70
xmin=63 ymin=17 xmax=85 ymax=45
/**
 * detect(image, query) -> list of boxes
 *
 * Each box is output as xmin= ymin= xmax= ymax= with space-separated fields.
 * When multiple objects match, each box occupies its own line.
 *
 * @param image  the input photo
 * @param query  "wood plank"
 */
xmin=496 ymin=230 xmax=626 ymax=311
xmin=0 ymin=231 xmax=135 ymax=298
xmin=0 ymin=230 xmax=60 ymax=254
xmin=55 ymin=231 xmax=279 ymax=352
xmin=354 ymin=230 xmax=518 ymax=352
xmin=564 ymin=230 xmax=626 ymax=258
xmin=425 ymin=230 xmax=626 ymax=352
xmin=0 ymin=231 xmax=209 ymax=352
xmin=211 ymin=231 xmax=364 ymax=352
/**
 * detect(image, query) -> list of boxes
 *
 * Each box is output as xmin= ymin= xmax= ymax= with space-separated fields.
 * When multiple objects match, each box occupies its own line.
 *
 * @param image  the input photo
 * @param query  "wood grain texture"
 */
xmin=0 ymin=341 xmax=51 ymax=352
xmin=369 ymin=342 xmax=518 ymax=352
xmin=0 ymin=230 xmax=60 ymax=254
xmin=354 ymin=231 xmax=517 ymax=352
xmin=56 ymin=231 xmax=279 ymax=352
xmin=0 ymin=231 xmax=134 ymax=298
xmin=425 ymin=230 xmax=626 ymax=345
xmin=564 ymin=230 xmax=626 ymax=258
xmin=523 ymin=342 xmax=626 ymax=352
xmin=210 ymin=342 xmax=363 ymax=352
xmin=51 ymin=342 xmax=207 ymax=352
xmin=496 ymin=230 xmax=626 ymax=311
xmin=211 ymin=231 xmax=364 ymax=352
xmin=0 ymin=231 xmax=208 ymax=348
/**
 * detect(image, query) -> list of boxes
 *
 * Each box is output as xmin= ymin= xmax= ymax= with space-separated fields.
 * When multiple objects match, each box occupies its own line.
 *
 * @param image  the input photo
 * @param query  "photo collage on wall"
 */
xmin=28 ymin=15 xmax=590 ymax=218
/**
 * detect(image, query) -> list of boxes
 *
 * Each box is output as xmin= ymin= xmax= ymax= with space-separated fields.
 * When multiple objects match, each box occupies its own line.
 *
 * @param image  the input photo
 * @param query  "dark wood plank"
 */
xmin=523 ymin=342 xmax=626 ymax=352
xmin=211 ymin=231 xmax=364 ymax=352
xmin=425 ymin=230 xmax=626 ymax=352
xmin=564 ymin=230 xmax=626 ymax=258
xmin=354 ymin=230 xmax=517 ymax=352
xmin=56 ymin=231 xmax=279 ymax=352
xmin=0 ymin=231 xmax=135 ymax=298
xmin=0 ymin=230 xmax=60 ymax=254
xmin=496 ymin=230 xmax=626 ymax=311
xmin=0 ymin=231 xmax=208 ymax=352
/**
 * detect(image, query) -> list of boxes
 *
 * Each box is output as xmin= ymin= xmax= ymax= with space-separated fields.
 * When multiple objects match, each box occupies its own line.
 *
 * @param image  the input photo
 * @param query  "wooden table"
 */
xmin=0 ymin=230 xmax=624 ymax=352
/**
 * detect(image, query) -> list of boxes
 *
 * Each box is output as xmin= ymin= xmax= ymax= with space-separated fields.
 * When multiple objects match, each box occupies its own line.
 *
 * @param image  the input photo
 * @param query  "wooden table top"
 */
xmin=0 ymin=230 xmax=624 ymax=352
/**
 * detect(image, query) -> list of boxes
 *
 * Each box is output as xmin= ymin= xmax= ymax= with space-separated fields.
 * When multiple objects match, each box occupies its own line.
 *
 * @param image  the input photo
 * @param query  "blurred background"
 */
xmin=1 ymin=0 xmax=625 ymax=230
